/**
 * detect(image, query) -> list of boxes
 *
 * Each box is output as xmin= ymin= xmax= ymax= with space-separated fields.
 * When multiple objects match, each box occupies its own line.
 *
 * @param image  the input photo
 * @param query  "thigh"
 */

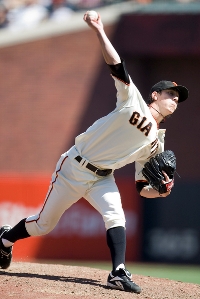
xmin=85 ymin=175 xmax=126 ymax=230
xmin=26 ymin=155 xmax=89 ymax=236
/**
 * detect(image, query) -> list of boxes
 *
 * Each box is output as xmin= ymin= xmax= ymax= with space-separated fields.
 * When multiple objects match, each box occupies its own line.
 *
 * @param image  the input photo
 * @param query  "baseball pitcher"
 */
xmin=0 ymin=11 xmax=189 ymax=294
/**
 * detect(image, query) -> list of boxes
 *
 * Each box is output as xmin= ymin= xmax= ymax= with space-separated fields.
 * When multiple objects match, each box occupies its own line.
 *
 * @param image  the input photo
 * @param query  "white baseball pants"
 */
xmin=25 ymin=152 xmax=126 ymax=236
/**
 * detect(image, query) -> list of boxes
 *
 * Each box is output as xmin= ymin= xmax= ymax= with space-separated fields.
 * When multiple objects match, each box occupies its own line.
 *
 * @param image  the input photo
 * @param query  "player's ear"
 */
xmin=151 ymin=91 xmax=158 ymax=101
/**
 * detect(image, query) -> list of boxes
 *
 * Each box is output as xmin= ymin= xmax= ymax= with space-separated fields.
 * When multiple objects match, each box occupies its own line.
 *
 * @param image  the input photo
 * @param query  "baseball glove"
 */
xmin=142 ymin=150 xmax=176 ymax=194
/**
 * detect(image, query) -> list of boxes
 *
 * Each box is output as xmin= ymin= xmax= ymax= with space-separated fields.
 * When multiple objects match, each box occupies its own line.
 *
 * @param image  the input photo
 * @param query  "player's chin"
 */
xmin=167 ymin=107 xmax=176 ymax=115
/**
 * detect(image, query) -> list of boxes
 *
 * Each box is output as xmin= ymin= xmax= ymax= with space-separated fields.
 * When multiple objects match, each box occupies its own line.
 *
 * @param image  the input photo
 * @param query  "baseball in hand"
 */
xmin=86 ymin=10 xmax=98 ymax=21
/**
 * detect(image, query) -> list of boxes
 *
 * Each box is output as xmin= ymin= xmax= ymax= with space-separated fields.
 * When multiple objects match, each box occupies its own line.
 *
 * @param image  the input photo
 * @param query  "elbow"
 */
xmin=135 ymin=181 xmax=149 ymax=196
xmin=159 ymin=190 xmax=172 ymax=197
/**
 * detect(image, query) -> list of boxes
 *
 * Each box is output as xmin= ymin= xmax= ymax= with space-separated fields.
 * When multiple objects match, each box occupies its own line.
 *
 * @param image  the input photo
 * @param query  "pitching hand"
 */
xmin=83 ymin=12 xmax=103 ymax=32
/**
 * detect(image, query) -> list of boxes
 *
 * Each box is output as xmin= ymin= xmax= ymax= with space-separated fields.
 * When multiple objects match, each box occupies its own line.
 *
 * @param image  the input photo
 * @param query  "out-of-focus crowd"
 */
xmin=0 ymin=0 xmax=123 ymax=31
xmin=0 ymin=0 xmax=197 ymax=31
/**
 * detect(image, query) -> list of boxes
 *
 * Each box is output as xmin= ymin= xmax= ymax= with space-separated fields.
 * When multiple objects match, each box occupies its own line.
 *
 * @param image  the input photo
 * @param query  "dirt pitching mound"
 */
xmin=0 ymin=262 xmax=200 ymax=299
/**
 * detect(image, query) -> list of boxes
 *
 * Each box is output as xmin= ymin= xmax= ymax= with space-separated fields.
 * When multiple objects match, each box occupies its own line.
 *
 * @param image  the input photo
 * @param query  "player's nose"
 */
xmin=173 ymin=96 xmax=179 ymax=103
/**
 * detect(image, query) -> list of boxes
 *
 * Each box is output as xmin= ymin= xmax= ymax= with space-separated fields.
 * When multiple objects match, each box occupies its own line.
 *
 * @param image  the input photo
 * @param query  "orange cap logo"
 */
xmin=172 ymin=82 xmax=178 ymax=86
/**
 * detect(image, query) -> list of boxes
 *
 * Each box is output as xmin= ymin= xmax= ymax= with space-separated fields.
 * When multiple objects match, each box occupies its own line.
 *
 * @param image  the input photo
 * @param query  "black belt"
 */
xmin=75 ymin=156 xmax=112 ymax=177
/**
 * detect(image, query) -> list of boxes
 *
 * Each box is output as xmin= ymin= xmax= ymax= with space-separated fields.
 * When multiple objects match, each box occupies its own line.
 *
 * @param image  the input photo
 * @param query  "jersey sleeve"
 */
xmin=108 ymin=59 xmax=130 ymax=84
xmin=108 ymin=60 xmax=142 ymax=108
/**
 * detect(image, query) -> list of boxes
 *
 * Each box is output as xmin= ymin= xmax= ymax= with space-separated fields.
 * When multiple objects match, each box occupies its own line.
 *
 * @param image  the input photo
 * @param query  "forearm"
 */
xmin=84 ymin=12 xmax=120 ymax=65
xmin=140 ymin=185 xmax=171 ymax=198
xmin=96 ymin=29 xmax=121 ymax=65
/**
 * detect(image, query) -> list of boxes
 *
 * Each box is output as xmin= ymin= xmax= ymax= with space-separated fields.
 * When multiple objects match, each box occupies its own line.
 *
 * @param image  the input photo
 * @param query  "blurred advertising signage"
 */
xmin=145 ymin=228 xmax=199 ymax=261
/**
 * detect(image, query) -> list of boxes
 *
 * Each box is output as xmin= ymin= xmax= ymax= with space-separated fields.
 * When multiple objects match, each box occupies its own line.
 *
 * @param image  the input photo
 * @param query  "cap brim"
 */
xmin=170 ymin=85 xmax=189 ymax=103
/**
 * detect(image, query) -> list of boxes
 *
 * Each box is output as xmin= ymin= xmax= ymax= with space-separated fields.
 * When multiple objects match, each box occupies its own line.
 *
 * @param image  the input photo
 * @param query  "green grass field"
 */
xmin=47 ymin=261 xmax=200 ymax=285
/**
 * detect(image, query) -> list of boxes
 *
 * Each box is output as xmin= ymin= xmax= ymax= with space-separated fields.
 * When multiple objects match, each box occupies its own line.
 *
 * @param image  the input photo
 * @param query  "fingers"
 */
xmin=160 ymin=171 xmax=174 ymax=197
xmin=83 ymin=12 xmax=100 ymax=23
xmin=162 ymin=171 xmax=170 ymax=183
xmin=83 ymin=13 xmax=89 ymax=22
xmin=83 ymin=12 xmax=103 ymax=33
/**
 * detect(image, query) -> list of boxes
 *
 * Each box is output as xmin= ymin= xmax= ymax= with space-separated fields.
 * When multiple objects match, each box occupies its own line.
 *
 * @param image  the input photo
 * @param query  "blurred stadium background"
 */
xmin=0 ymin=0 xmax=200 ymax=283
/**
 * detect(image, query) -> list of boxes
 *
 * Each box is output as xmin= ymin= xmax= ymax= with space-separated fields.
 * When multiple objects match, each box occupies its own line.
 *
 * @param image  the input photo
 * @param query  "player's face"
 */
xmin=157 ymin=89 xmax=179 ymax=116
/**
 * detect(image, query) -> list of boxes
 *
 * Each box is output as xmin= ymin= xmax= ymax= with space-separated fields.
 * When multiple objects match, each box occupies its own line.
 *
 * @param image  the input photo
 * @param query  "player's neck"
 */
xmin=149 ymin=105 xmax=165 ymax=124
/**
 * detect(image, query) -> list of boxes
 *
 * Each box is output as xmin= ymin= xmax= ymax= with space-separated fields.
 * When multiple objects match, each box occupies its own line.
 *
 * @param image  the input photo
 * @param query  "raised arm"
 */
xmin=83 ymin=12 xmax=121 ymax=65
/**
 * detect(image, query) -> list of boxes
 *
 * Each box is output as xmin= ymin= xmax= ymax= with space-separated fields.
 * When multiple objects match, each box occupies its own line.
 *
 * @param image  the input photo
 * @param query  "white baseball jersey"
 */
xmin=68 ymin=75 xmax=165 ymax=181
xmin=25 ymin=74 xmax=166 ymax=236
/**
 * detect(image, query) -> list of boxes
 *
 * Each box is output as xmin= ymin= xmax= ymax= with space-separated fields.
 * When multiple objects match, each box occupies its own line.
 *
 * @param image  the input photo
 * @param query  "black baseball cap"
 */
xmin=150 ymin=80 xmax=189 ymax=103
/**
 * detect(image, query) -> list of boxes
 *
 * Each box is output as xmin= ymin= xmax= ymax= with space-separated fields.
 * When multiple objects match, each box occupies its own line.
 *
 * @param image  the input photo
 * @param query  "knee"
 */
xmin=25 ymin=215 xmax=54 ymax=236
xmin=104 ymin=214 xmax=126 ymax=231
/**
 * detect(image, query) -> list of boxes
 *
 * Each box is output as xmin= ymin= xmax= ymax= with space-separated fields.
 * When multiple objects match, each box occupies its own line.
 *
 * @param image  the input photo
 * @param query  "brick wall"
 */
xmin=0 ymin=25 xmax=115 ymax=173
